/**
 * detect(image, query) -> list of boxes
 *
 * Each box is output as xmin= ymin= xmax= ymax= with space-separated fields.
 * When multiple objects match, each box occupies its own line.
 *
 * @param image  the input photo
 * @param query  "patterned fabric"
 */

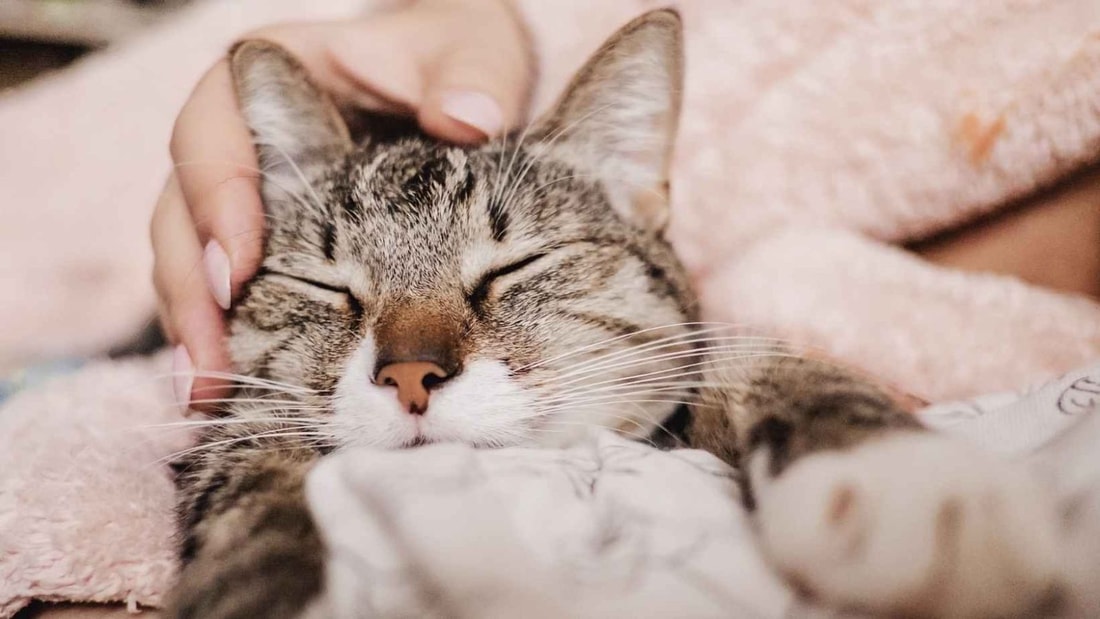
xmin=920 ymin=362 xmax=1100 ymax=454
xmin=305 ymin=366 xmax=1100 ymax=618
xmin=308 ymin=433 xmax=795 ymax=618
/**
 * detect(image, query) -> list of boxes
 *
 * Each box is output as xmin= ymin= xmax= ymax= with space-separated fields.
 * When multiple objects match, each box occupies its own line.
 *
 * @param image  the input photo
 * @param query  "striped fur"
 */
xmin=169 ymin=10 xmax=1066 ymax=619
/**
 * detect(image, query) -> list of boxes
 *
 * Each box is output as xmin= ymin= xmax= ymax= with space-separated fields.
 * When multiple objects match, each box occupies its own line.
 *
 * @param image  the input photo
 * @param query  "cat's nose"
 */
xmin=374 ymin=361 xmax=451 ymax=415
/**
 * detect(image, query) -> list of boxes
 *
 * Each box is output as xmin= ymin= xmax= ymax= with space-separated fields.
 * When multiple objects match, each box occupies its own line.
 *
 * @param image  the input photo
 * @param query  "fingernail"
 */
xmin=439 ymin=90 xmax=504 ymax=136
xmin=203 ymin=240 xmax=232 ymax=310
xmin=173 ymin=344 xmax=194 ymax=412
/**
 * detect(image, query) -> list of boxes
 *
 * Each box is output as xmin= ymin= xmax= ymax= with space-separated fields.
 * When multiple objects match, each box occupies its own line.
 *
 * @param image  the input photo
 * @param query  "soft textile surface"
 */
xmin=306 ymin=434 xmax=791 ymax=619
xmin=1 ymin=0 xmax=1099 ymax=394
xmin=0 ymin=353 xmax=182 ymax=617
xmin=4 ymin=354 xmax=1099 ymax=618
xmin=3 ymin=0 xmax=1100 ymax=614
xmin=304 ymin=366 xmax=1100 ymax=619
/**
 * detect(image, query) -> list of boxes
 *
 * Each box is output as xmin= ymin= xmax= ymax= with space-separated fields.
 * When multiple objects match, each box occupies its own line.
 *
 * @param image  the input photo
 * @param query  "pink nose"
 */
xmin=375 ymin=361 xmax=450 ymax=414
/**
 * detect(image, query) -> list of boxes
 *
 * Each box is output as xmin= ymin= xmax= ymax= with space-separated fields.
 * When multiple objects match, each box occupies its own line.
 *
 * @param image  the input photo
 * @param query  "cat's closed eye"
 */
xmin=260 ymin=268 xmax=362 ymax=312
xmin=261 ymin=269 xmax=351 ymax=295
xmin=468 ymin=253 xmax=549 ymax=313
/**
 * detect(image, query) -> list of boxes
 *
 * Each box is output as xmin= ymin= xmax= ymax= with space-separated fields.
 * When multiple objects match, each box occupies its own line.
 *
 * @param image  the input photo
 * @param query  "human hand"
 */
xmin=151 ymin=0 xmax=533 ymax=410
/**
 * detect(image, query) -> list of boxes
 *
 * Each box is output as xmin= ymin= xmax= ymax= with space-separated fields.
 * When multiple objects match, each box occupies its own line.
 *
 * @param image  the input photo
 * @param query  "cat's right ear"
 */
xmin=229 ymin=40 xmax=352 ymax=201
xmin=526 ymin=9 xmax=683 ymax=233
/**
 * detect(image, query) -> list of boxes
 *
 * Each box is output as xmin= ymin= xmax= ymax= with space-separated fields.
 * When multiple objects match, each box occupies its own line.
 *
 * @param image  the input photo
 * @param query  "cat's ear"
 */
xmin=528 ymin=9 xmax=683 ymax=232
xmin=229 ymin=40 xmax=352 ymax=201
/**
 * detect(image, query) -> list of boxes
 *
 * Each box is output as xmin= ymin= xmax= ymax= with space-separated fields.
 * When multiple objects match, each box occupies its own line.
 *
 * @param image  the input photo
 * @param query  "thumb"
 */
xmin=416 ymin=6 xmax=534 ymax=142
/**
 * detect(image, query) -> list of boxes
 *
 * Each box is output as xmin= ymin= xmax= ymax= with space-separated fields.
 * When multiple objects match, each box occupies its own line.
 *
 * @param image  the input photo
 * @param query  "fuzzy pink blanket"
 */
xmin=2 ymin=0 xmax=1100 ymax=613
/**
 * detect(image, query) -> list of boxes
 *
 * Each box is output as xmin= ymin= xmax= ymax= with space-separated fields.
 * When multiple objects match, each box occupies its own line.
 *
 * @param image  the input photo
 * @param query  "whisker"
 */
xmin=516 ymin=322 xmax=757 ymax=372
xmin=255 ymin=139 xmax=327 ymax=213
xmin=138 ymin=416 xmax=321 ymax=430
xmin=548 ymin=345 xmax=789 ymax=388
xmin=188 ymin=383 xmax=313 ymax=395
xmin=538 ymin=382 xmax=716 ymax=405
xmin=532 ymin=397 xmax=702 ymax=414
xmin=546 ymin=332 xmax=792 ymax=377
xmin=523 ymin=325 xmax=790 ymax=377
xmin=492 ymin=112 xmax=546 ymax=208
xmin=550 ymin=351 xmax=803 ymax=398
xmin=173 ymin=159 xmax=325 ymax=222
xmin=178 ymin=397 xmax=323 ymax=407
xmin=496 ymin=100 xmax=623 ymax=210
xmin=154 ymin=428 xmax=334 ymax=466
xmin=152 ymin=371 xmax=316 ymax=393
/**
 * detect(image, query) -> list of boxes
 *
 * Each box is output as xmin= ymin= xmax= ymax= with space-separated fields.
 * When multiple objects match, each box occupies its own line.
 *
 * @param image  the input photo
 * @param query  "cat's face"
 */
xmin=227 ymin=11 xmax=696 ymax=448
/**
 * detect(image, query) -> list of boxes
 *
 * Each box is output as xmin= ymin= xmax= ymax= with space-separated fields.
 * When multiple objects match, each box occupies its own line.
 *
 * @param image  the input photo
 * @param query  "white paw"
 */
xmin=754 ymin=433 xmax=1065 ymax=618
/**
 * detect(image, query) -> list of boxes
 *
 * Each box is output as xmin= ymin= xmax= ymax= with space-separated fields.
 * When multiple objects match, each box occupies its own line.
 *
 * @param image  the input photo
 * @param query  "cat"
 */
xmin=167 ymin=10 xmax=1066 ymax=619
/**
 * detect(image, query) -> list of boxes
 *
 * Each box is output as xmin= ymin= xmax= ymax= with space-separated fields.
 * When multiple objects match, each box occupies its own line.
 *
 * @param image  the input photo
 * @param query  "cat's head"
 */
xmin=227 ymin=9 xmax=698 ymax=448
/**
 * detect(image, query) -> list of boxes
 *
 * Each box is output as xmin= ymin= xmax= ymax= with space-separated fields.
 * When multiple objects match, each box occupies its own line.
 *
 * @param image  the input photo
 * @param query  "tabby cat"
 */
xmin=169 ymin=10 xmax=1065 ymax=618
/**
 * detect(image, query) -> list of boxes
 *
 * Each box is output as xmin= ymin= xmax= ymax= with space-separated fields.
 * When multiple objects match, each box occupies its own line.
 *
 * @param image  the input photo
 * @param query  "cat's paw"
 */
xmin=753 ymin=433 xmax=1066 ymax=618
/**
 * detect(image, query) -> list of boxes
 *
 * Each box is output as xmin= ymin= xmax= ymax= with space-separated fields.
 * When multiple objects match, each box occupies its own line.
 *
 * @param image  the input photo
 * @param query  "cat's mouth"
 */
xmin=401 ymin=436 xmax=436 ymax=449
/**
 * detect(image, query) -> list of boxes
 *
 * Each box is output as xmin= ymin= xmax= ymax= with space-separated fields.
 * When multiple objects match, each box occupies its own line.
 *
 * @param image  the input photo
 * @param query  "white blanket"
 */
xmin=305 ymin=364 xmax=1100 ymax=618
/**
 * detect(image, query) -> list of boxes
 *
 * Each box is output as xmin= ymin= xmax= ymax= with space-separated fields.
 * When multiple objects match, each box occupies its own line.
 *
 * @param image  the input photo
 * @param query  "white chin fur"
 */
xmin=331 ymin=334 xmax=541 ymax=449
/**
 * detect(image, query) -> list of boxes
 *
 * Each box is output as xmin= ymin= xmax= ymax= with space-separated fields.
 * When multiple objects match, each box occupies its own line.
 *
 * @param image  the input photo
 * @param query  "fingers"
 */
xmin=151 ymin=175 xmax=234 ymax=411
xmin=165 ymin=60 xmax=263 ymax=411
xmin=252 ymin=20 xmax=422 ymax=114
xmin=170 ymin=60 xmax=267 ymax=305
xmin=325 ymin=0 xmax=533 ymax=143
xmin=417 ymin=1 xmax=533 ymax=141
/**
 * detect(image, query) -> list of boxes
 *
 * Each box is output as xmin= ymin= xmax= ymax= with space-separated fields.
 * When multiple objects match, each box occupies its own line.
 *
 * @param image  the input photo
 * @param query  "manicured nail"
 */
xmin=203 ymin=240 xmax=231 ymax=310
xmin=439 ymin=90 xmax=503 ymax=136
xmin=173 ymin=344 xmax=194 ymax=412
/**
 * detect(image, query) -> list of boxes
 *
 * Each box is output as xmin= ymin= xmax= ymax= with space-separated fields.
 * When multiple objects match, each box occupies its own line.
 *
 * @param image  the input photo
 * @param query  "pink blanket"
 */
xmin=2 ymin=0 xmax=1099 ymax=613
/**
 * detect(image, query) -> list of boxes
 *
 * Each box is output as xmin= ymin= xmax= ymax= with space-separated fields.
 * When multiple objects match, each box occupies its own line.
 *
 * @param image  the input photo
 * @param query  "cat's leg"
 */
xmin=166 ymin=440 xmax=323 ymax=619
xmin=689 ymin=356 xmax=1065 ymax=618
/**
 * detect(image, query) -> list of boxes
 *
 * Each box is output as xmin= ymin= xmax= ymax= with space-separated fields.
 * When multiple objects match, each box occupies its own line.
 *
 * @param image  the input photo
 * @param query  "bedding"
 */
xmin=305 ymin=363 xmax=1100 ymax=618
xmin=3 ymin=354 xmax=1099 ymax=618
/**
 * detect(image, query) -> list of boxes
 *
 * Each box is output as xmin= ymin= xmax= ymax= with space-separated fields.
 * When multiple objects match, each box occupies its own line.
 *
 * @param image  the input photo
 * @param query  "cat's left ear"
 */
xmin=229 ymin=40 xmax=353 ymax=203
xmin=528 ymin=9 xmax=683 ymax=232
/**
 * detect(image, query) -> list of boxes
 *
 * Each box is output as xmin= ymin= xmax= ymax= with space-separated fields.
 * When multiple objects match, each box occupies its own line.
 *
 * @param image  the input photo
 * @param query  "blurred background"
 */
xmin=0 ymin=0 xmax=188 ymax=89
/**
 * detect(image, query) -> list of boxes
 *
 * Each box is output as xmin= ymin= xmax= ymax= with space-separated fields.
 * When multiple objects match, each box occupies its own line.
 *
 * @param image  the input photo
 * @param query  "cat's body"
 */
xmin=169 ymin=11 xmax=1066 ymax=619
